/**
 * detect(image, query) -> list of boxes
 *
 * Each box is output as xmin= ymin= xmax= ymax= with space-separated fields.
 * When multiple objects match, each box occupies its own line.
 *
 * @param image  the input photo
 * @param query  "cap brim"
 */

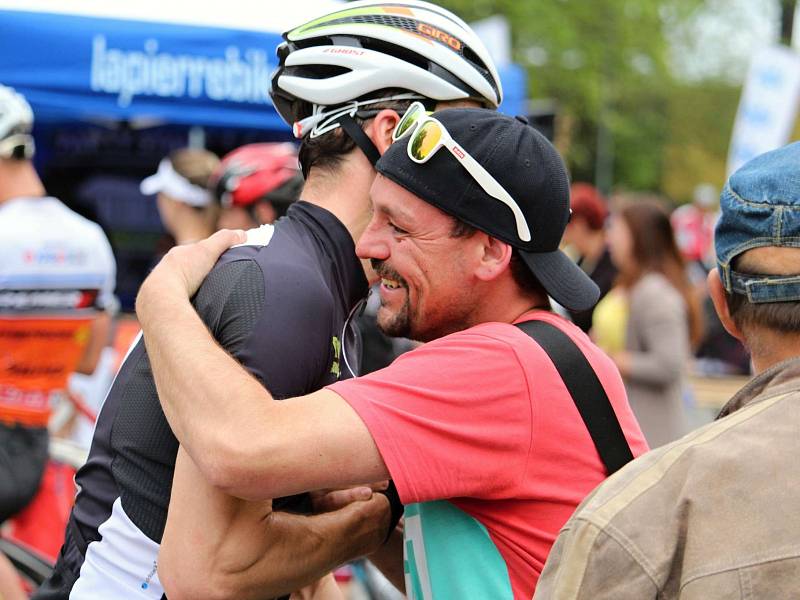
xmin=520 ymin=249 xmax=600 ymax=312
xmin=139 ymin=174 xmax=161 ymax=196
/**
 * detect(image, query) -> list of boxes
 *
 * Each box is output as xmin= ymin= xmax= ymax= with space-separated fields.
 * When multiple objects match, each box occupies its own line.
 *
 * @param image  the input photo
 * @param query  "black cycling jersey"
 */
xmin=36 ymin=202 xmax=368 ymax=599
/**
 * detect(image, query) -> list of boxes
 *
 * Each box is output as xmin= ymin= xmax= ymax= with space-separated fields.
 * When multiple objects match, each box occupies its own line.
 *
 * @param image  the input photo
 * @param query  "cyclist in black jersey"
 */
xmin=38 ymin=2 xmax=501 ymax=598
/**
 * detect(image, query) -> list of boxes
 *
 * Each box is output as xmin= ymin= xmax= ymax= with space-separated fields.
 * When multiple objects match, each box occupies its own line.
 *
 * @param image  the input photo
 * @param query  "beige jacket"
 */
xmin=624 ymin=272 xmax=689 ymax=448
xmin=535 ymin=357 xmax=800 ymax=599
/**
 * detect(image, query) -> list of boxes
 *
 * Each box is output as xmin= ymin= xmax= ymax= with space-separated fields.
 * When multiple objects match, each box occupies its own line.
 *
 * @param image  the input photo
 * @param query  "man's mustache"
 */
xmin=371 ymin=260 xmax=407 ymax=288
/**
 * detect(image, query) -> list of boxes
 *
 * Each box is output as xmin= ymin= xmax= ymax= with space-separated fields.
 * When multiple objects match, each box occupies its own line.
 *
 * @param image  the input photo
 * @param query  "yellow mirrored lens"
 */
xmin=395 ymin=104 xmax=423 ymax=139
xmin=410 ymin=121 xmax=442 ymax=161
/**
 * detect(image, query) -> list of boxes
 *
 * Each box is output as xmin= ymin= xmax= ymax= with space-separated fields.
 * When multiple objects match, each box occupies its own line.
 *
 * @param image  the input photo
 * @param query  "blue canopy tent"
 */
xmin=0 ymin=1 xmax=337 ymax=130
xmin=0 ymin=0 xmax=527 ymax=131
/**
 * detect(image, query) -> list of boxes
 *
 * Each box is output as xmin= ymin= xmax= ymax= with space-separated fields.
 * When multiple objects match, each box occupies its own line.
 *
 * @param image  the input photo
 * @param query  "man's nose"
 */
xmin=356 ymin=222 xmax=390 ymax=261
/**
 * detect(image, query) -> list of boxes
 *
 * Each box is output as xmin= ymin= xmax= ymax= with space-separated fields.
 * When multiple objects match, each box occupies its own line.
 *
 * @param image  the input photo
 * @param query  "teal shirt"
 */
xmin=403 ymin=501 xmax=514 ymax=599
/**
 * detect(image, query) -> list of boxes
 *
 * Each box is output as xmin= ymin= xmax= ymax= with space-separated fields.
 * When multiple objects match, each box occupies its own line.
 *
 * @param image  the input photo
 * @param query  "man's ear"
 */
xmin=367 ymin=109 xmax=402 ymax=155
xmin=475 ymin=235 xmax=513 ymax=282
xmin=708 ymin=268 xmax=744 ymax=341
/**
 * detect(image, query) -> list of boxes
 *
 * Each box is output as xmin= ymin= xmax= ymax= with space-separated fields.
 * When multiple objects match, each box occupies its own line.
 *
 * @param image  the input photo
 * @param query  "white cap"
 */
xmin=140 ymin=158 xmax=213 ymax=207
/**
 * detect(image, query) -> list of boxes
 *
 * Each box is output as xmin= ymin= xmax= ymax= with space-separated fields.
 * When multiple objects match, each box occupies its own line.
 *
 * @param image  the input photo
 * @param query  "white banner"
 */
xmin=727 ymin=45 xmax=800 ymax=175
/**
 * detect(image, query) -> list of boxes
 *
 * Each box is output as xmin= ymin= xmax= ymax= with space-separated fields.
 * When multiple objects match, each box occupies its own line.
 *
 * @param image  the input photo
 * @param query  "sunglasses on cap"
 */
xmin=391 ymin=102 xmax=532 ymax=243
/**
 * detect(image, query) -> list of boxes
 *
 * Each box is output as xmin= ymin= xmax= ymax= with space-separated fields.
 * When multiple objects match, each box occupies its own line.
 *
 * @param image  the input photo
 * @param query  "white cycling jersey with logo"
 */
xmin=0 ymin=196 xmax=116 ymax=427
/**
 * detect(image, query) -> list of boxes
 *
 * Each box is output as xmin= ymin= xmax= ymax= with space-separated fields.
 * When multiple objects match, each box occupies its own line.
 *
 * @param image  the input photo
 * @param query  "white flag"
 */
xmin=727 ymin=45 xmax=800 ymax=175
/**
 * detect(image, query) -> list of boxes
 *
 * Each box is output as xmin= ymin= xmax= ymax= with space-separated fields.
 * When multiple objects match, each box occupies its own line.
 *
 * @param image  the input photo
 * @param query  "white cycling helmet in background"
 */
xmin=0 ymin=84 xmax=35 ymax=160
xmin=270 ymin=0 xmax=503 ymax=141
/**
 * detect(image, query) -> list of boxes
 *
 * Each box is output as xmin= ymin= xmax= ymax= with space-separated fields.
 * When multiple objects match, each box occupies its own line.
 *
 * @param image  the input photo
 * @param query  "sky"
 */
xmin=669 ymin=0 xmax=784 ymax=82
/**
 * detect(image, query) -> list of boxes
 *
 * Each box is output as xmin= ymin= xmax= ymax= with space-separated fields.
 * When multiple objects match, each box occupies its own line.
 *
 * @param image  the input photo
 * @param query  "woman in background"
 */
xmin=595 ymin=200 xmax=703 ymax=447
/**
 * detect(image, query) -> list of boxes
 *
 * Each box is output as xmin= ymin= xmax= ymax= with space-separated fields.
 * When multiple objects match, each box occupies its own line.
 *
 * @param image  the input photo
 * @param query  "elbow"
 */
xmin=198 ymin=431 xmax=281 ymax=500
xmin=160 ymin=547 xmax=248 ymax=600
xmin=161 ymin=569 xmax=244 ymax=600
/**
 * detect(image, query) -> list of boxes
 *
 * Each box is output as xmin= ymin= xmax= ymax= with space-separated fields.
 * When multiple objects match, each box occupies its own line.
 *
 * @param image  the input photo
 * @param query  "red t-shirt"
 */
xmin=329 ymin=311 xmax=648 ymax=599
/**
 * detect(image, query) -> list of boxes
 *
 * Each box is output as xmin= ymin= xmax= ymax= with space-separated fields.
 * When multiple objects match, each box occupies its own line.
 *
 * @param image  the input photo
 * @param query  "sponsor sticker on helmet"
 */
xmin=416 ymin=24 xmax=463 ymax=51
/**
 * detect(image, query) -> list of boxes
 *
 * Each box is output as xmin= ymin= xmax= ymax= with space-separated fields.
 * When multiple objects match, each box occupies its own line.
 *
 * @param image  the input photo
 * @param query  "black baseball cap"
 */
xmin=376 ymin=108 xmax=600 ymax=312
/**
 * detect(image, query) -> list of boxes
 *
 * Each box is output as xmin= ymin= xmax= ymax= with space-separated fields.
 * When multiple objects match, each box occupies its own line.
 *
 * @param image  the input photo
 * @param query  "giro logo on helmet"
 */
xmin=416 ymin=23 xmax=463 ymax=51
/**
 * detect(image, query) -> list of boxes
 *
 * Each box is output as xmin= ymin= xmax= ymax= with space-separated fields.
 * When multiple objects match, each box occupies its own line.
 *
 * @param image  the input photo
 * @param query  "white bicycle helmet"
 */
xmin=0 ymin=84 xmax=34 ymax=160
xmin=270 ymin=0 xmax=503 ymax=138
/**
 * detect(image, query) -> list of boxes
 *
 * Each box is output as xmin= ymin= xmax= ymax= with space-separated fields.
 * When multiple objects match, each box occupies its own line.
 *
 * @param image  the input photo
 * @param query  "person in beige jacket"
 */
xmin=535 ymin=142 xmax=800 ymax=598
xmin=594 ymin=200 xmax=703 ymax=447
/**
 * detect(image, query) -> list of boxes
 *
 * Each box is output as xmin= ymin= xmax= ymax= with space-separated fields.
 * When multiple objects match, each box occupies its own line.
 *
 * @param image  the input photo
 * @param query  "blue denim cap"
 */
xmin=716 ymin=141 xmax=800 ymax=303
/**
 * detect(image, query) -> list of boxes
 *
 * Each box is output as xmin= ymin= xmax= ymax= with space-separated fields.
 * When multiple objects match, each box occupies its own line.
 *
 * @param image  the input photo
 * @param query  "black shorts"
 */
xmin=0 ymin=423 xmax=49 ymax=523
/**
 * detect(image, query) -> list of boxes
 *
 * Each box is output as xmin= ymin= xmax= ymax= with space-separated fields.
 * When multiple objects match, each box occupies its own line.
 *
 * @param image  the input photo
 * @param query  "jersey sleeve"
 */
xmin=192 ymin=255 xmax=335 ymax=397
xmin=192 ymin=259 xmax=265 ymax=359
xmin=329 ymin=328 xmax=533 ymax=504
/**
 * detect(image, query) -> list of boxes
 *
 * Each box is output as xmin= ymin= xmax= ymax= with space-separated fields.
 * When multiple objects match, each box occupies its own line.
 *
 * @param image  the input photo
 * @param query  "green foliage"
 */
xmin=438 ymin=0 xmax=723 ymax=196
xmin=662 ymin=80 xmax=741 ymax=202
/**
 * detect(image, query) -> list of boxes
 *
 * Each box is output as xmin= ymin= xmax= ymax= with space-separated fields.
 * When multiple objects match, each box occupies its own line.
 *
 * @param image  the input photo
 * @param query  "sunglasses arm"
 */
xmin=446 ymin=143 xmax=532 ymax=242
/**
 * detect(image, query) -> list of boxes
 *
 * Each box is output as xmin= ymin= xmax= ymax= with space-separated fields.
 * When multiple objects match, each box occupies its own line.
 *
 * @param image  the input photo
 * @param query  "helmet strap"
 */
xmin=338 ymin=114 xmax=380 ymax=167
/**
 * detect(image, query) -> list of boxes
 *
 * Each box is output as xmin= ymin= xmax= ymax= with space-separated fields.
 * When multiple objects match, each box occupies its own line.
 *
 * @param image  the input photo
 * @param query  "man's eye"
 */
xmin=390 ymin=223 xmax=408 ymax=235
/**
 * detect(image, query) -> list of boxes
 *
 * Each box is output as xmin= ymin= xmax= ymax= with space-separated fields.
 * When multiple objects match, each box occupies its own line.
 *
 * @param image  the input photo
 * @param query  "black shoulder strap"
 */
xmin=516 ymin=319 xmax=634 ymax=475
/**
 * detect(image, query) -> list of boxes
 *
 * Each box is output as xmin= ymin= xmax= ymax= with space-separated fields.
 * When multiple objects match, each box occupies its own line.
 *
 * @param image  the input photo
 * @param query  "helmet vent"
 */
xmin=310 ymin=16 xmax=496 ymax=94
xmin=322 ymin=14 xmax=419 ymax=34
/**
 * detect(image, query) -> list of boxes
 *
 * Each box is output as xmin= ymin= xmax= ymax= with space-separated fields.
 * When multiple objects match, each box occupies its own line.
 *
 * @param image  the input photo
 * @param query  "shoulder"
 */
xmin=570 ymin=387 xmax=791 ymax=537
xmin=48 ymin=197 xmax=110 ymax=241
xmin=196 ymin=255 xmax=265 ymax=313
xmin=423 ymin=313 xmax=609 ymax=369
xmin=631 ymin=273 xmax=682 ymax=307
xmin=240 ymin=222 xmax=332 ymax=295
xmin=634 ymin=272 xmax=675 ymax=295
xmin=359 ymin=322 xmax=532 ymax=394
xmin=422 ymin=321 xmax=530 ymax=363
xmin=388 ymin=318 xmax=556 ymax=389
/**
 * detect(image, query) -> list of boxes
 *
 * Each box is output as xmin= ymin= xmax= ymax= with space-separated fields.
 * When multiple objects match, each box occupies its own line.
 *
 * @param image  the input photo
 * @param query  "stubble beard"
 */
xmin=377 ymin=293 xmax=412 ymax=339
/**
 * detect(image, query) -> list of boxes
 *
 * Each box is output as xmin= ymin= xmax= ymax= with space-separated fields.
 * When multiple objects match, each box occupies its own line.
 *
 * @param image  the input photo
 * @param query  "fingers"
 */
xmin=201 ymin=229 xmax=248 ymax=255
xmin=136 ymin=229 xmax=246 ymax=324
xmin=311 ymin=486 xmax=374 ymax=513
xmin=164 ymin=229 xmax=247 ymax=294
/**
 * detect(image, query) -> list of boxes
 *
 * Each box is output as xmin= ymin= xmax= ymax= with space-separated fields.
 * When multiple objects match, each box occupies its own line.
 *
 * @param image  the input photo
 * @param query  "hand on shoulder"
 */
xmin=136 ymin=229 xmax=245 ymax=324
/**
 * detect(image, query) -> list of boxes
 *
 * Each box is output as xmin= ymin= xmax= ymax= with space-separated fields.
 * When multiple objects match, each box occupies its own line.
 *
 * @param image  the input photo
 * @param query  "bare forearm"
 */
xmin=161 ymin=450 xmax=390 ymax=600
xmin=368 ymin=523 xmax=406 ymax=592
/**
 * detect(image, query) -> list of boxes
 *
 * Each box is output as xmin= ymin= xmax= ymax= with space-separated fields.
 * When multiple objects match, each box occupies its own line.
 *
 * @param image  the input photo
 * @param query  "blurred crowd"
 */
xmin=561 ymin=181 xmax=751 ymax=447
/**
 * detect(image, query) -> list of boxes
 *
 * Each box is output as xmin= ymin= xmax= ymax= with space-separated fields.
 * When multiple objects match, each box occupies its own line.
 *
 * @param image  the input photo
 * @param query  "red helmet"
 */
xmin=211 ymin=143 xmax=303 ymax=208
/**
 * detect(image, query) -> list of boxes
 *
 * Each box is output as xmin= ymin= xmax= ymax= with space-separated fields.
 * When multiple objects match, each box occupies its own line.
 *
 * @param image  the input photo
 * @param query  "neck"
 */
xmin=0 ymin=160 xmax=46 ymax=203
xmin=747 ymin=330 xmax=800 ymax=375
xmin=301 ymin=153 xmax=374 ymax=269
xmin=468 ymin=278 xmax=547 ymax=329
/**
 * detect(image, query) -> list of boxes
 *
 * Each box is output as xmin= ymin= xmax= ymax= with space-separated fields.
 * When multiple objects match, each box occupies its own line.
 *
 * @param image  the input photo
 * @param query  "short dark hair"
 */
xmin=298 ymin=89 xmax=418 ymax=176
xmin=510 ymin=250 xmax=550 ymax=303
xmin=725 ymin=254 xmax=800 ymax=334
xmin=449 ymin=218 xmax=550 ymax=304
